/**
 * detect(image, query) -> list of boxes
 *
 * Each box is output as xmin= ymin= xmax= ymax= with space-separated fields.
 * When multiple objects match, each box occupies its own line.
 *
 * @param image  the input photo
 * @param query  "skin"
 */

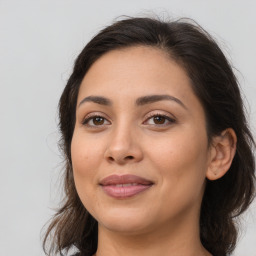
xmin=71 ymin=46 xmax=236 ymax=256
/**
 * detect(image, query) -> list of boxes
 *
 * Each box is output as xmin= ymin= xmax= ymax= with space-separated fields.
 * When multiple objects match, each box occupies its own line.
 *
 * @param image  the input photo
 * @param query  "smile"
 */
xmin=113 ymin=183 xmax=140 ymax=187
xmin=99 ymin=174 xmax=153 ymax=199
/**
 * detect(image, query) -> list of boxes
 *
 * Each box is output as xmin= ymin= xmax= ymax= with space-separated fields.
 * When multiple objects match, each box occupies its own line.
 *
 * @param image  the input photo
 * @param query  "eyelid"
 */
xmin=82 ymin=112 xmax=111 ymax=127
xmin=143 ymin=111 xmax=176 ymax=125
xmin=80 ymin=111 xmax=176 ymax=128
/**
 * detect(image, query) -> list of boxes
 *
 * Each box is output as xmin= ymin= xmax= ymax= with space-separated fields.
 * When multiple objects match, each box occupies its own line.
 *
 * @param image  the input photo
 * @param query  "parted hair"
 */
xmin=43 ymin=16 xmax=255 ymax=256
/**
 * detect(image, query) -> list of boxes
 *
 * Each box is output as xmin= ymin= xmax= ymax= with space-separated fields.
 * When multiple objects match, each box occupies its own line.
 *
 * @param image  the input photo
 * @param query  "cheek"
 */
xmin=71 ymin=132 xmax=103 ymax=207
xmin=150 ymin=129 xmax=209 ymax=199
xmin=71 ymin=131 xmax=102 ymax=177
xmin=152 ymin=128 xmax=208 ymax=167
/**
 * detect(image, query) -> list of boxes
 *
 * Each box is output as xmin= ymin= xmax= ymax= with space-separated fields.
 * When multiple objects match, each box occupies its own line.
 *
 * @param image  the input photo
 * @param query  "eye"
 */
xmin=82 ymin=115 xmax=111 ymax=127
xmin=144 ymin=114 xmax=175 ymax=126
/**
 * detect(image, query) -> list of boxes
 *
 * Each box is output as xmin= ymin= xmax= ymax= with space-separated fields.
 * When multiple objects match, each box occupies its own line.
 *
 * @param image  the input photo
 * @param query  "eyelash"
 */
xmin=143 ymin=113 xmax=176 ymax=126
xmin=82 ymin=113 xmax=176 ymax=128
xmin=82 ymin=114 xmax=111 ymax=128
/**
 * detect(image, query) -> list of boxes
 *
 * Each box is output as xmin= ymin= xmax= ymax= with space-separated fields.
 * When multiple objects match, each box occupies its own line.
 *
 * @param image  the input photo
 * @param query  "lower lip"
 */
xmin=101 ymin=184 xmax=152 ymax=199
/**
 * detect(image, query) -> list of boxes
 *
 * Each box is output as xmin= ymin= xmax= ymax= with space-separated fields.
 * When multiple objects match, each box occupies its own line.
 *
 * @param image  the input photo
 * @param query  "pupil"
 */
xmin=93 ymin=117 xmax=104 ymax=125
xmin=154 ymin=116 xmax=165 ymax=124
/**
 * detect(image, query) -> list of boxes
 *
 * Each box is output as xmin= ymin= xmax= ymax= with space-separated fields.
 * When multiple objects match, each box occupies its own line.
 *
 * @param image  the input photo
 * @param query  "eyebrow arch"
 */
xmin=136 ymin=94 xmax=187 ymax=109
xmin=78 ymin=96 xmax=112 ymax=107
xmin=78 ymin=94 xmax=187 ymax=110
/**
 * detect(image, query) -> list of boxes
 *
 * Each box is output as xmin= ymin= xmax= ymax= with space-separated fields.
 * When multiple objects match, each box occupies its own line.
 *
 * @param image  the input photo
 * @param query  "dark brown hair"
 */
xmin=43 ymin=17 xmax=255 ymax=256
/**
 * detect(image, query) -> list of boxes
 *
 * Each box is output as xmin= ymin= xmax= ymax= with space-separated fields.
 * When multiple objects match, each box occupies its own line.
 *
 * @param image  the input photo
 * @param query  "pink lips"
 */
xmin=99 ymin=174 xmax=153 ymax=199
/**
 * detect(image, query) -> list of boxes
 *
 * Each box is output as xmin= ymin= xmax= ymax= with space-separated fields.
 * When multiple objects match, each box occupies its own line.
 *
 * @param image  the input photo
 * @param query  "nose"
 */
xmin=104 ymin=125 xmax=143 ymax=165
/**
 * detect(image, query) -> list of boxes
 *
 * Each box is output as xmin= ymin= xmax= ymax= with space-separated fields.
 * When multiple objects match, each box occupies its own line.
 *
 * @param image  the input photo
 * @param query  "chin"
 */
xmin=96 ymin=207 xmax=155 ymax=234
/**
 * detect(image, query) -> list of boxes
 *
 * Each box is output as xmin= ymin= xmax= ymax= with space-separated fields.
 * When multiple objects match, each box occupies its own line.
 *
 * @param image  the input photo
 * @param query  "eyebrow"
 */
xmin=136 ymin=94 xmax=187 ymax=109
xmin=78 ymin=94 xmax=187 ymax=109
xmin=78 ymin=96 xmax=112 ymax=107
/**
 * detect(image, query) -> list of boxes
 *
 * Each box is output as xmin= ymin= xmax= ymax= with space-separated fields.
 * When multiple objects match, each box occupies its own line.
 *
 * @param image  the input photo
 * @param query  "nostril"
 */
xmin=108 ymin=156 xmax=115 ymax=161
xmin=126 ymin=156 xmax=134 ymax=160
xmin=106 ymin=155 xmax=135 ymax=163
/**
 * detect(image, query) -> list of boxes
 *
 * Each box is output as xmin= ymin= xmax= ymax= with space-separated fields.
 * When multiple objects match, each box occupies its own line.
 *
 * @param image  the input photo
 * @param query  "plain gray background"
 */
xmin=0 ymin=0 xmax=255 ymax=255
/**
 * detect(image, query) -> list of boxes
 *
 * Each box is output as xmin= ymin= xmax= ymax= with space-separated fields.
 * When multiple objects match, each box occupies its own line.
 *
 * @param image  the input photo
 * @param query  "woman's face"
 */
xmin=71 ymin=46 xmax=212 ymax=235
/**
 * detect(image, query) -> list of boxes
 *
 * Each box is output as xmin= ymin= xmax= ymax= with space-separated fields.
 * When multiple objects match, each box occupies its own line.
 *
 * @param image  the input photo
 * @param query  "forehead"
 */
xmin=78 ymin=46 xmax=194 ymax=101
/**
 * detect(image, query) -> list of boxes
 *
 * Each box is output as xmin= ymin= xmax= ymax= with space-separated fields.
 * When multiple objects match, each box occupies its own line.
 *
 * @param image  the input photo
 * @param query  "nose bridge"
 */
xmin=105 ymin=117 xmax=142 ymax=164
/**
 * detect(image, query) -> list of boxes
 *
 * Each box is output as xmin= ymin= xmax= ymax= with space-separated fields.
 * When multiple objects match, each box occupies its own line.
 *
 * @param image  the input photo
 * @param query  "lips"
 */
xmin=99 ymin=174 xmax=153 ymax=199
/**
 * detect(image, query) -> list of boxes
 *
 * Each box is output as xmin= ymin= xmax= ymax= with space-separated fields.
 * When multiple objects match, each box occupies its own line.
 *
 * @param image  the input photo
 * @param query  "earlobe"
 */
xmin=206 ymin=128 xmax=237 ymax=181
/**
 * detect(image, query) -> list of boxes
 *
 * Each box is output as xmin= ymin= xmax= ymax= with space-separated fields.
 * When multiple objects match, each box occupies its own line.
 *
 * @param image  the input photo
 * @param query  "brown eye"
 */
xmin=153 ymin=116 xmax=166 ymax=124
xmin=144 ymin=114 xmax=175 ymax=126
xmin=93 ymin=117 xmax=104 ymax=125
xmin=83 ymin=115 xmax=111 ymax=127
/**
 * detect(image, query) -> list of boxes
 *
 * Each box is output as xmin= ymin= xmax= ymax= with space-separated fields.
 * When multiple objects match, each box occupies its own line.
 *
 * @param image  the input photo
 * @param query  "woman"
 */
xmin=43 ymin=17 xmax=255 ymax=256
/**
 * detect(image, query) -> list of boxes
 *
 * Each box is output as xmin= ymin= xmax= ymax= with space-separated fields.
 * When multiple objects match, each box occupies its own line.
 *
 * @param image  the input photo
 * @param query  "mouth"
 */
xmin=99 ymin=174 xmax=154 ymax=199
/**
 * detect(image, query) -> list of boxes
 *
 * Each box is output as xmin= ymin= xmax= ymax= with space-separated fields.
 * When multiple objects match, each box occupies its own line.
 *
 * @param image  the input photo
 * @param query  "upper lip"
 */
xmin=99 ymin=174 xmax=154 ymax=186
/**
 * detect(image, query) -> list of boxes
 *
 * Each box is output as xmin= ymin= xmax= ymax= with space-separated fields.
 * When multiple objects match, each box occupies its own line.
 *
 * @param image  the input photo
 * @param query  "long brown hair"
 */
xmin=43 ymin=17 xmax=255 ymax=256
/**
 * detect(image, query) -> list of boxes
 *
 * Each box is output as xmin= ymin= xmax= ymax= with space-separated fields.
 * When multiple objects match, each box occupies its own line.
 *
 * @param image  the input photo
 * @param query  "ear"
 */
xmin=206 ymin=128 xmax=237 ymax=180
